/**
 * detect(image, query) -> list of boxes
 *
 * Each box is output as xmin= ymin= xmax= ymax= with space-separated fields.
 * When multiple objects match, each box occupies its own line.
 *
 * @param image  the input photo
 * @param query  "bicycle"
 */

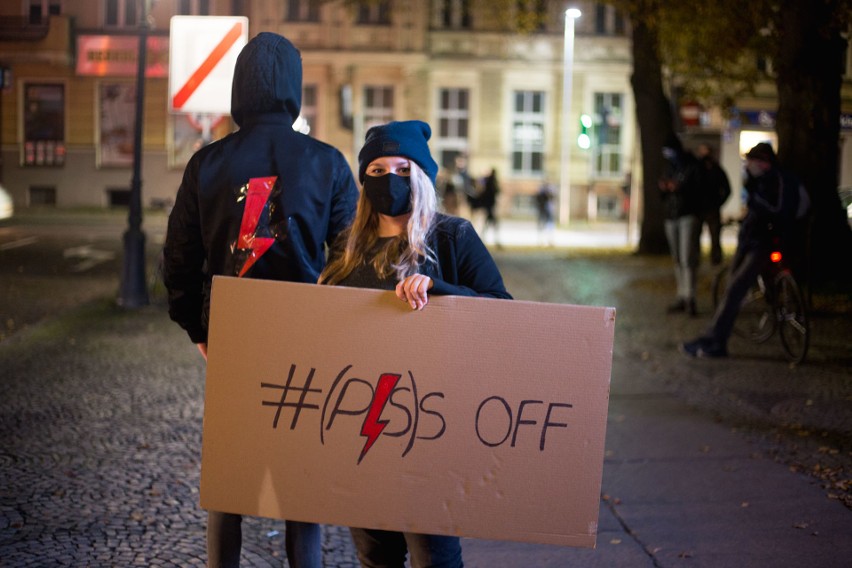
xmin=711 ymin=247 xmax=810 ymax=364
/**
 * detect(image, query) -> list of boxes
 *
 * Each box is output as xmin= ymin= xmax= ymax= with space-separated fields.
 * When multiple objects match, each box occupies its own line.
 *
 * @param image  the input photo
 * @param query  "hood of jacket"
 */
xmin=230 ymin=32 xmax=302 ymax=127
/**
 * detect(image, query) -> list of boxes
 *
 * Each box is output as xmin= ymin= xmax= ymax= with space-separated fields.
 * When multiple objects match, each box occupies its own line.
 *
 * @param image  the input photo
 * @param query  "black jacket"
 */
xmin=328 ymin=214 xmax=512 ymax=300
xmin=660 ymin=151 xmax=702 ymax=219
xmin=163 ymin=33 xmax=359 ymax=343
xmin=422 ymin=215 xmax=512 ymax=299
xmin=697 ymin=157 xmax=732 ymax=215
xmin=739 ymin=166 xmax=802 ymax=251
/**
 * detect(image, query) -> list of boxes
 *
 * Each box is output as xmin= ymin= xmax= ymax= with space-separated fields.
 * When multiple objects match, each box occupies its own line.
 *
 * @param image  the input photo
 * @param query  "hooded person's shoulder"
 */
xmin=297 ymin=132 xmax=350 ymax=157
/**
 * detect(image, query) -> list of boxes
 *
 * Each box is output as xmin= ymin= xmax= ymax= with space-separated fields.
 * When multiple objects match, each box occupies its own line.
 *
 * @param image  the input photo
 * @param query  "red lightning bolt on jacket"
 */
xmin=236 ymin=176 xmax=277 ymax=277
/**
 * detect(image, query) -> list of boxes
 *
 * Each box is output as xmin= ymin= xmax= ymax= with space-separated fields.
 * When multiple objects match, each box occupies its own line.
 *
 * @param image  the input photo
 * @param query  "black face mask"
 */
xmin=363 ymin=173 xmax=412 ymax=216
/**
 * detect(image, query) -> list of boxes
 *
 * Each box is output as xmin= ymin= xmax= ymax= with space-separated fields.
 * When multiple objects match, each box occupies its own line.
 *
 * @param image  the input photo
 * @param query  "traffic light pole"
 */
xmin=118 ymin=2 xmax=150 ymax=308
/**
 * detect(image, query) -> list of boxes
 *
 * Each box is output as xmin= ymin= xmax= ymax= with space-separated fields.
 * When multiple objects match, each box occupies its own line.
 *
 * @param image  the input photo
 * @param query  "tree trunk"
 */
xmin=774 ymin=0 xmax=852 ymax=288
xmin=629 ymin=16 xmax=675 ymax=254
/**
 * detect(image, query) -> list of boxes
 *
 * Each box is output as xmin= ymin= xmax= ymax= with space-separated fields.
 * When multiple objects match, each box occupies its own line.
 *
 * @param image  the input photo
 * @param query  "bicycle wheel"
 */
xmin=775 ymin=271 xmax=809 ymax=364
xmin=713 ymin=266 xmax=775 ymax=343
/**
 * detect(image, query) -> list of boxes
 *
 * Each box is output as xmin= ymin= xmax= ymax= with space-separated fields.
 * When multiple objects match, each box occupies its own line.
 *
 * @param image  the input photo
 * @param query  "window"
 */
xmin=592 ymin=92 xmax=623 ymax=178
xmin=438 ymin=0 xmax=471 ymax=29
xmin=516 ymin=0 xmax=547 ymax=31
xmin=358 ymin=1 xmax=390 ymax=25
xmin=177 ymin=0 xmax=210 ymax=16
xmin=287 ymin=0 xmax=319 ymax=22
xmin=98 ymin=82 xmax=136 ymax=167
xmin=294 ymin=84 xmax=317 ymax=136
xmin=614 ymin=10 xmax=626 ymax=35
xmin=23 ymin=83 xmax=65 ymax=167
xmin=593 ymin=2 xmax=626 ymax=36
xmin=511 ymin=91 xmax=545 ymax=176
xmin=29 ymin=186 xmax=57 ymax=206
xmin=436 ymin=88 xmax=470 ymax=168
xmin=104 ymin=0 xmax=139 ymax=28
xmin=231 ymin=0 xmax=246 ymax=17
xmin=595 ymin=3 xmax=606 ymax=34
xmin=29 ymin=0 xmax=62 ymax=23
xmin=363 ymin=86 xmax=394 ymax=130
xmin=107 ymin=188 xmax=131 ymax=207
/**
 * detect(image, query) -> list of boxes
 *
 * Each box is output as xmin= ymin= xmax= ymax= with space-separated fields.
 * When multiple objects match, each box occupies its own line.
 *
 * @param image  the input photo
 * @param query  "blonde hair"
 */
xmin=319 ymin=161 xmax=438 ymax=285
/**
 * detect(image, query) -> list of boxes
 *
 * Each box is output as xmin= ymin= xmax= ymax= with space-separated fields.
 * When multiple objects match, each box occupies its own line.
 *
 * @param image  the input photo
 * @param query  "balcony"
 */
xmin=0 ymin=16 xmax=50 ymax=42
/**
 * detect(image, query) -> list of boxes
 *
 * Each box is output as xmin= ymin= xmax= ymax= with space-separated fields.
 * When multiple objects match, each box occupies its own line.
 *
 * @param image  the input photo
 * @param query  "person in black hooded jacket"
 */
xmin=163 ymin=32 xmax=359 ymax=568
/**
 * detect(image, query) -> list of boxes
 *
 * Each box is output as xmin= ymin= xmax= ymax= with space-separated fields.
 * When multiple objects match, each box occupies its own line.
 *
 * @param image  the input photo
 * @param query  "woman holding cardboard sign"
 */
xmin=320 ymin=120 xmax=511 ymax=567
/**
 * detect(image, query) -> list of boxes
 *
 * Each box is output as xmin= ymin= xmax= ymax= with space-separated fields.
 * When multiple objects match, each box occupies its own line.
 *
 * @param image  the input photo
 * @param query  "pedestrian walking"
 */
xmin=681 ymin=142 xmax=805 ymax=358
xmin=479 ymin=168 xmax=501 ymax=246
xmin=319 ymin=120 xmax=511 ymax=567
xmin=453 ymin=154 xmax=478 ymax=217
xmin=536 ymin=179 xmax=556 ymax=246
xmin=695 ymin=143 xmax=732 ymax=265
xmin=441 ymin=175 xmax=460 ymax=216
xmin=162 ymin=32 xmax=359 ymax=568
xmin=659 ymin=138 xmax=702 ymax=316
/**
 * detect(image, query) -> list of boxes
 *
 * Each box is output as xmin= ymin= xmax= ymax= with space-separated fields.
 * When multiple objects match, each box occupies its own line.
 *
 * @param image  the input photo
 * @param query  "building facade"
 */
xmin=0 ymin=0 xmax=849 ymax=221
xmin=0 ymin=0 xmax=636 ymax=220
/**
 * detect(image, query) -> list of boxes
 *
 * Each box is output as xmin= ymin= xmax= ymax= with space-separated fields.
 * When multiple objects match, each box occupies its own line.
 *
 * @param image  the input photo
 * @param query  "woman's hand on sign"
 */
xmin=396 ymin=274 xmax=433 ymax=311
xmin=196 ymin=342 xmax=208 ymax=361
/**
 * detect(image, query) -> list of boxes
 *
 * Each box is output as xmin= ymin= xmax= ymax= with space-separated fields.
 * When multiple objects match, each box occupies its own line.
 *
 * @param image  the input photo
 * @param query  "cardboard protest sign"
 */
xmin=202 ymin=276 xmax=614 ymax=548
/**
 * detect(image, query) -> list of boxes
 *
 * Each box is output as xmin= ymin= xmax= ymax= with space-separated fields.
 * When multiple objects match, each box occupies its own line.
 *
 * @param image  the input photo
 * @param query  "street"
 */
xmin=1 ymin=211 xmax=850 ymax=566
xmin=0 ymin=211 xmax=159 ymax=341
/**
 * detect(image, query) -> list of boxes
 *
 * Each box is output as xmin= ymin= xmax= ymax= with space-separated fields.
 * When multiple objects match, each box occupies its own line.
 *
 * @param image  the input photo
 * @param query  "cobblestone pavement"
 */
xmin=1 ymin=238 xmax=850 ymax=566
xmin=0 ymin=299 xmax=366 ymax=566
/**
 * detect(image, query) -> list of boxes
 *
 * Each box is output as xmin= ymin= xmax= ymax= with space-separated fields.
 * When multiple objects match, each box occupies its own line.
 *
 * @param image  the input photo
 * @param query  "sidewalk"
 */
xmin=6 ymin=207 xmax=735 ymax=251
xmin=465 ymin=216 xmax=738 ymax=251
xmin=482 ymin=217 xmax=636 ymax=249
xmin=1 ymin=232 xmax=849 ymax=567
xmin=463 ymin=363 xmax=852 ymax=567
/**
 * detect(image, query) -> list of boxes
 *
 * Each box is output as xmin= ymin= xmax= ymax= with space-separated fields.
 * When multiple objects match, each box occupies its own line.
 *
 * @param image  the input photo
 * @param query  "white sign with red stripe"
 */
xmin=168 ymin=16 xmax=249 ymax=114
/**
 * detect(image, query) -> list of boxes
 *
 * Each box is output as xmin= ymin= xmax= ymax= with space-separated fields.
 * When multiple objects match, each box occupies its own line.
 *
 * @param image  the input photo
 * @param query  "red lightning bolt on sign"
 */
xmin=236 ymin=176 xmax=276 ymax=277
xmin=358 ymin=373 xmax=401 ymax=464
xmin=171 ymin=21 xmax=244 ymax=110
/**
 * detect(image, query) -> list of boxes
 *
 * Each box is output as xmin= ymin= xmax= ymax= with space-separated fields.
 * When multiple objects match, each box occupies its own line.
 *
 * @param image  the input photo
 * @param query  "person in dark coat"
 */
xmin=695 ymin=143 xmax=732 ymax=265
xmin=478 ymin=168 xmax=501 ymax=245
xmin=320 ymin=120 xmax=510 ymax=567
xmin=681 ymin=142 xmax=804 ymax=358
xmin=659 ymin=138 xmax=703 ymax=316
xmin=162 ymin=32 xmax=359 ymax=568
xmin=536 ymin=179 xmax=556 ymax=246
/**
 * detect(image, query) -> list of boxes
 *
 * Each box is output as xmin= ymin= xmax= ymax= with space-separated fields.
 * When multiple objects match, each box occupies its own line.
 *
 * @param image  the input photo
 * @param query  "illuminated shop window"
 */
xmin=23 ymin=83 xmax=66 ymax=167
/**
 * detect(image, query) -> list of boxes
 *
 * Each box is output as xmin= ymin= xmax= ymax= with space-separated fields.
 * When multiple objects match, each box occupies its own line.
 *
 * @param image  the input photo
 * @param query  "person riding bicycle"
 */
xmin=681 ymin=142 xmax=806 ymax=358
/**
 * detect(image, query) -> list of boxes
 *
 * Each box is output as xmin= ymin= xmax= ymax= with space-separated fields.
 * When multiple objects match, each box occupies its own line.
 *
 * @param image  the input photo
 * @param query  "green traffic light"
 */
xmin=578 ymin=114 xmax=592 ymax=149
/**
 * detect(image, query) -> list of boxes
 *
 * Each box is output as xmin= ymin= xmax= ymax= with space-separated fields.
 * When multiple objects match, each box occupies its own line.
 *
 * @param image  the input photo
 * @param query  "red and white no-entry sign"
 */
xmin=168 ymin=16 xmax=249 ymax=114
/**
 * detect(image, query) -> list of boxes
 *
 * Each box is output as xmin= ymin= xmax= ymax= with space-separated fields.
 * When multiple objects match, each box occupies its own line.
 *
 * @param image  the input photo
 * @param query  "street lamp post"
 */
xmin=118 ymin=0 xmax=151 ymax=308
xmin=559 ymin=7 xmax=581 ymax=226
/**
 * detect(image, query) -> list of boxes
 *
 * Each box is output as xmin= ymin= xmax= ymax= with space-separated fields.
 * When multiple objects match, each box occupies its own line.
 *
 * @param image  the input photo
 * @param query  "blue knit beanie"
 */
xmin=358 ymin=120 xmax=439 ymax=186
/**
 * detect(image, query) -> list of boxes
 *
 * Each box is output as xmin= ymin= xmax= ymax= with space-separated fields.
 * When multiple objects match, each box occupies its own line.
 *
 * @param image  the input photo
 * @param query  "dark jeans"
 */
xmin=703 ymin=209 xmax=724 ymax=265
xmin=207 ymin=511 xmax=321 ymax=568
xmin=349 ymin=528 xmax=463 ymax=568
xmin=705 ymin=245 xmax=771 ymax=347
